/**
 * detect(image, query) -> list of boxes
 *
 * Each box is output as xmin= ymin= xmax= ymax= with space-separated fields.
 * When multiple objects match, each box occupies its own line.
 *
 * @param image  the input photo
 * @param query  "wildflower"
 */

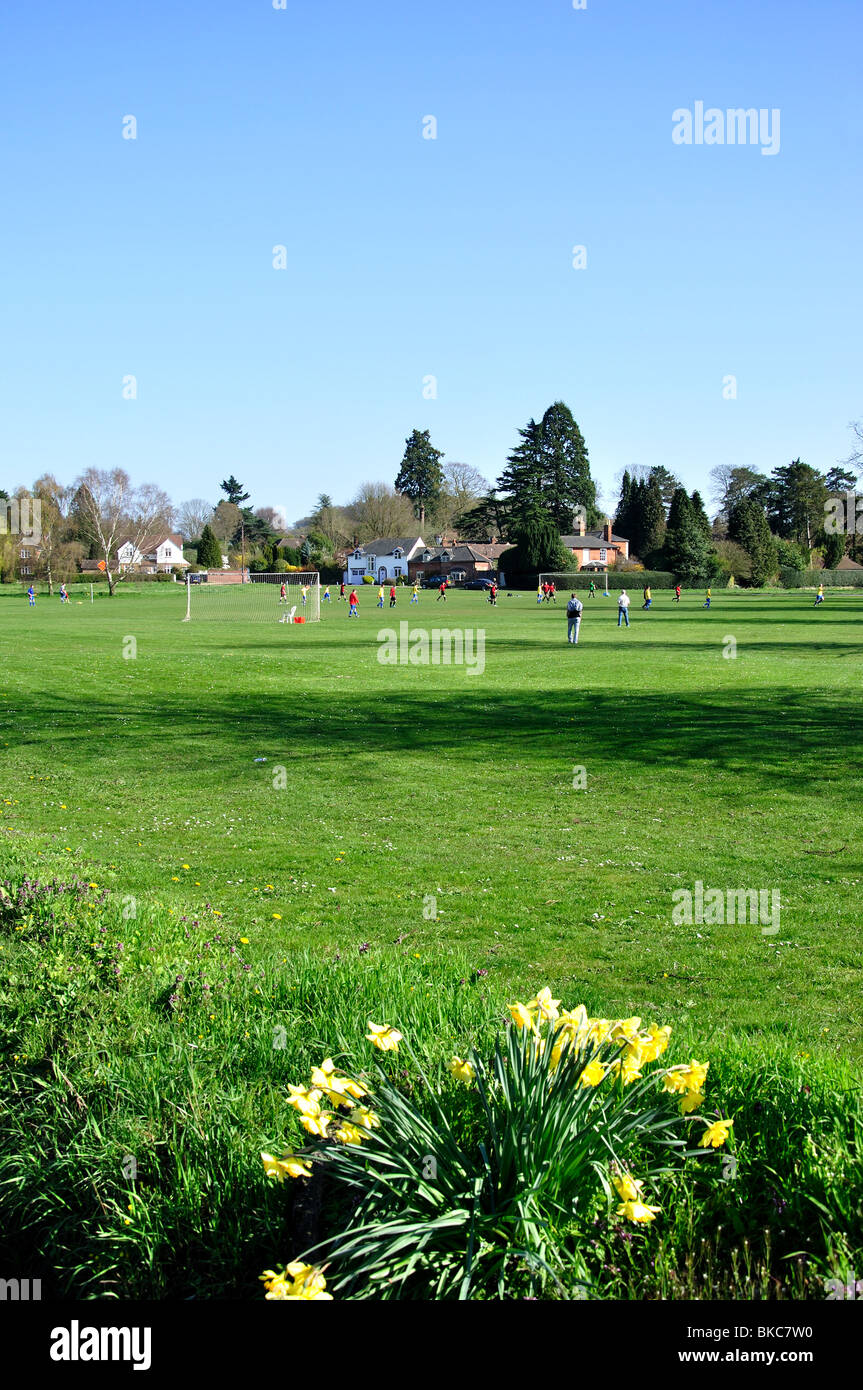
xmin=612 ymin=1173 xmax=644 ymax=1202
xmin=261 ymin=1151 xmax=313 ymax=1181
xmin=239 ymin=937 xmax=249 ymax=945
xmin=617 ymin=1199 xmax=661 ymax=1223
xmin=182 ymin=864 xmax=190 ymax=869
xmin=365 ymin=1022 xmax=402 ymax=1052
xmin=526 ymin=987 xmax=560 ymax=1022
xmin=272 ymin=913 xmax=282 ymax=920
xmin=450 ymin=1057 xmax=475 ymax=1084
xmin=699 ymin=1118 xmax=733 ymax=1149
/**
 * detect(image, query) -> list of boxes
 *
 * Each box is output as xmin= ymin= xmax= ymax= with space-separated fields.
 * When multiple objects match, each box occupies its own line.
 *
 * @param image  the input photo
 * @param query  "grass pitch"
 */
xmin=1 ymin=583 xmax=861 ymax=1055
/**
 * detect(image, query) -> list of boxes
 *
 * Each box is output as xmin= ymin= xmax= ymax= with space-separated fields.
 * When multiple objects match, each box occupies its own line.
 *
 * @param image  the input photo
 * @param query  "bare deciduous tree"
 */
xmin=176 ymin=498 xmax=214 ymax=541
xmin=350 ymin=482 xmax=418 ymax=543
xmin=73 ymin=468 xmax=173 ymax=595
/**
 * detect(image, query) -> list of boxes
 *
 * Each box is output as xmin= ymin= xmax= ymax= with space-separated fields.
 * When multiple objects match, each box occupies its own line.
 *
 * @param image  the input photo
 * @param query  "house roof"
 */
xmin=560 ymin=529 xmax=628 ymax=547
xmin=354 ymin=537 xmax=424 ymax=556
xmin=416 ymin=544 xmax=496 ymax=563
xmin=835 ymin=555 xmax=863 ymax=570
xmin=118 ymin=533 xmax=184 ymax=554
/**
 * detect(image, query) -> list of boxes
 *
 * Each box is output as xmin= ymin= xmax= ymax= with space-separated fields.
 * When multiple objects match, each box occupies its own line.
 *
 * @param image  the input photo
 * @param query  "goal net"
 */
xmin=182 ymin=572 xmax=321 ymax=623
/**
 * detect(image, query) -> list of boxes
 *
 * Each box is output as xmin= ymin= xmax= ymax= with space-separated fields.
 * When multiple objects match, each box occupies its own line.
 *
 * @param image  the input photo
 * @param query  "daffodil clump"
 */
xmin=260 ymin=996 xmax=733 ymax=1300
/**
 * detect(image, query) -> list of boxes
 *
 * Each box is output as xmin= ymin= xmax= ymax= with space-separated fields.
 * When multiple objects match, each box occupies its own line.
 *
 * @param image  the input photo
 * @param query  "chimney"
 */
xmin=603 ymin=517 xmax=612 ymax=543
xmin=435 ymin=534 xmax=443 ymax=545
xmin=576 ymin=513 xmax=586 ymax=537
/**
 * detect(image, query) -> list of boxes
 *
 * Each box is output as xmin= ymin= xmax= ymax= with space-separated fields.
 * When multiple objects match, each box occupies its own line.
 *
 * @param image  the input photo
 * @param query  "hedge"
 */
xmin=779 ymin=567 xmax=863 ymax=588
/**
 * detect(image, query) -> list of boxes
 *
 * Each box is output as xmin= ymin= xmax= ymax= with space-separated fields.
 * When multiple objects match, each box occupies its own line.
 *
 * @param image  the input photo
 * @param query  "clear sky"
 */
xmin=1 ymin=0 xmax=860 ymax=523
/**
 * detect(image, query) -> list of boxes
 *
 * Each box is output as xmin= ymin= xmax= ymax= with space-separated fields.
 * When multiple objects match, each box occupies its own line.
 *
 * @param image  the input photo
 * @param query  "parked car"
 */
xmin=463 ymin=578 xmax=495 ymax=590
xmin=420 ymin=576 xmax=447 ymax=588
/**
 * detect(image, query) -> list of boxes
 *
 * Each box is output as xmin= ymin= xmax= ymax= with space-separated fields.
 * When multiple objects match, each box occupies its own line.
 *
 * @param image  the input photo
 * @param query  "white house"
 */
xmin=117 ymin=534 xmax=189 ymax=574
xmin=344 ymin=536 xmax=426 ymax=585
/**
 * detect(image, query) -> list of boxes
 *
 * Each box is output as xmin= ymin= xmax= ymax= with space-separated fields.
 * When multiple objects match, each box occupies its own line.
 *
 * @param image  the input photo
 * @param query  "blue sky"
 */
xmin=1 ymin=0 xmax=860 ymax=523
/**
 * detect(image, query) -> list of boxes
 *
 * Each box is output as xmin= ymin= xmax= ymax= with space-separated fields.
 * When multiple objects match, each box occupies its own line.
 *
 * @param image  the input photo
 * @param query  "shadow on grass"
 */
xmin=6 ymin=684 xmax=863 ymax=791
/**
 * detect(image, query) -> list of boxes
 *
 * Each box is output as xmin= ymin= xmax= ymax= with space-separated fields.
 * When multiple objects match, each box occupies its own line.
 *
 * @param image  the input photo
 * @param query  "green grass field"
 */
xmin=2 ymin=583 xmax=861 ymax=1051
xmin=1 ymin=581 xmax=861 ymax=1299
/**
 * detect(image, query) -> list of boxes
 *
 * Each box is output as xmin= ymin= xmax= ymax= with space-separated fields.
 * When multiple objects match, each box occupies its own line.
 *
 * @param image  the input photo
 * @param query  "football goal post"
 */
xmin=539 ymin=571 xmax=610 ymax=595
xmin=182 ymin=572 xmax=321 ymax=623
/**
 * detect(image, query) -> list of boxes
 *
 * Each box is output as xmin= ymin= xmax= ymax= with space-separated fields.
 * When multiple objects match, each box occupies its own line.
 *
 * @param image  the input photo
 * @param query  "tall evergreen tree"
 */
xmin=690 ymin=490 xmax=712 ymax=541
xmin=640 ymin=472 xmax=667 ymax=561
xmin=498 ymin=403 xmax=598 ymax=532
xmin=766 ymin=460 xmax=827 ymax=548
xmin=728 ymin=499 xmax=778 ymax=587
xmin=615 ymin=470 xmax=634 ymax=538
xmin=663 ymin=489 xmax=713 ymax=581
xmin=197 ymin=524 xmax=223 ymax=568
xmin=395 ymin=429 xmax=444 ymax=526
xmin=220 ymin=476 xmax=250 ymax=506
xmin=649 ymin=465 xmax=680 ymax=516
xmin=512 ymin=495 xmax=569 ymax=573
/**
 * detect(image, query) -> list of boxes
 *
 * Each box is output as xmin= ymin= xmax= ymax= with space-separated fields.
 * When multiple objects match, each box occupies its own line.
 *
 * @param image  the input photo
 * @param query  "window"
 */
xmin=20 ymin=549 xmax=29 ymax=559
xmin=20 ymin=566 xmax=31 ymax=575
xmin=600 ymin=548 xmax=607 ymax=563
xmin=394 ymin=566 xmax=402 ymax=575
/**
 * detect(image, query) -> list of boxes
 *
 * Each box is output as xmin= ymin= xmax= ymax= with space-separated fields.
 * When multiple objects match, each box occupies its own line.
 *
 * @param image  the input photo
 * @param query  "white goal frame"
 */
xmin=182 ymin=571 xmax=321 ymax=622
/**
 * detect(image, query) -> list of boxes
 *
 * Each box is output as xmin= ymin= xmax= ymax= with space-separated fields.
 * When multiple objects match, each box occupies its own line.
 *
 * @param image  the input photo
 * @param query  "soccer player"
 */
xmin=642 ymin=585 xmax=652 ymax=610
xmin=410 ymin=583 xmax=419 ymax=604
xmin=673 ymin=584 xmax=681 ymax=603
xmin=814 ymin=583 xmax=825 ymax=606
xmin=537 ymin=583 xmax=543 ymax=605
xmin=339 ymin=582 xmax=346 ymax=601
xmin=348 ymin=589 xmax=359 ymax=617
xmin=322 ymin=585 xmax=331 ymax=602
xmin=377 ymin=585 xmax=385 ymax=609
xmin=279 ymin=582 xmax=288 ymax=604
xmin=566 ymin=591 xmax=583 ymax=645
xmin=27 ymin=585 xmax=36 ymax=607
xmin=488 ymin=582 xmax=498 ymax=605
xmin=59 ymin=583 xmax=69 ymax=603
xmin=437 ymin=579 xmax=448 ymax=602
xmin=389 ymin=584 xmax=397 ymax=609
xmin=548 ymin=582 xmax=556 ymax=604
xmin=703 ymin=587 xmax=711 ymax=609
xmin=588 ymin=579 xmax=596 ymax=599
xmin=301 ymin=584 xmax=310 ymax=608
xmin=617 ymin=589 xmax=630 ymax=628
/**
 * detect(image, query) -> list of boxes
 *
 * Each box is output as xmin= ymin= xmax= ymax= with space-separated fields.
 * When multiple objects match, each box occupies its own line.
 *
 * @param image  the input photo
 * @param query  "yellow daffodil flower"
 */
xmin=301 ymin=1112 xmax=332 ymax=1138
xmin=450 ymin=1057 xmax=476 ymax=1084
xmin=508 ymin=1002 xmax=536 ymax=1032
xmin=617 ymin=1199 xmax=661 ymax=1223
xmin=526 ymin=987 xmax=561 ymax=1022
xmin=680 ymin=1090 xmax=705 ymax=1114
xmin=261 ymin=1151 xmax=312 ymax=1181
xmin=365 ymin=1022 xmax=403 ymax=1052
xmin=579 ymin=1059 xmax=605 ymax=1087
xmin=612 ymin=1173 xmax=644 ymax=1202
xmin=351 ymin=1107 xmax=380 ymax=1130
xmin=699 ymin=1118 xmax=733 ymax=1148
xmin=287 ymin=1085 xmax=323 ymax=1117
xmin=333 ymin=1121 xmax=365 ymax=1145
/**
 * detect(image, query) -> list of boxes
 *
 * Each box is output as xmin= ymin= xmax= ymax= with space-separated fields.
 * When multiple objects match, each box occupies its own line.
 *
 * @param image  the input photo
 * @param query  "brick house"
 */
xmin=407 ymin=542 xmax=508 ymax=583
xmin=559 ymin=517 xmax=629 ymax=570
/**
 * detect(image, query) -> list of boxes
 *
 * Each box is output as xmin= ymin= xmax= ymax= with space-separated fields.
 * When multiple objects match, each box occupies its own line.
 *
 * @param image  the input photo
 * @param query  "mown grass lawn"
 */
xmin=1 ymin=583 xmax=860 ymax=1054
xmin=0 ymin=582 xmax=861 ymax=1300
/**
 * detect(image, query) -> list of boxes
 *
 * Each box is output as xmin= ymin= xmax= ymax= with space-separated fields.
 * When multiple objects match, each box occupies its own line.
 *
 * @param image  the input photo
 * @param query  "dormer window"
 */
xmin=422 ymin=550 xmax=431 ymax=562
xmin=394 ymin=547 xmax=403 ymax=559
xmin=354 ymin=549 xmax=362 ymax=559
xmin=441 ymin=550 xmax=451 ymax=561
